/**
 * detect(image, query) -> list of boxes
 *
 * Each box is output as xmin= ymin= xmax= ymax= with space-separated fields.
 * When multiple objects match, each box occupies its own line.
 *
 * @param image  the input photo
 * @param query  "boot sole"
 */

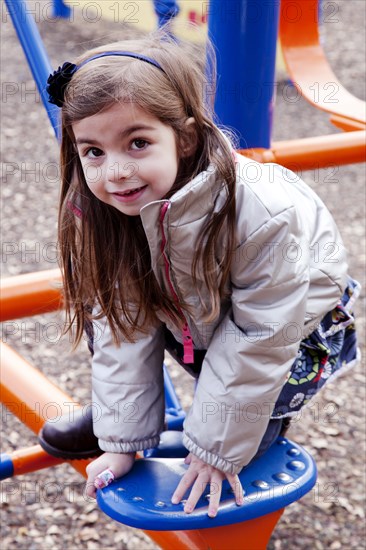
xmin=38 ymin=429 xmax=103 ymax=460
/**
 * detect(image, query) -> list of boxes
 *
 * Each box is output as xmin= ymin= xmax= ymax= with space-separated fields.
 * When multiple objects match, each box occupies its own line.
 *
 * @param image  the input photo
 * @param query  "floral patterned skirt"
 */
xmin=272 ymin=277 xmax=361 ymax=418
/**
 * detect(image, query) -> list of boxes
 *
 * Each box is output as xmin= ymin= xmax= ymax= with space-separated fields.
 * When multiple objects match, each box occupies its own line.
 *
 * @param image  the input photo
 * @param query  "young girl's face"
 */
xmin=73 ymin=102 xmax=179 ymax=216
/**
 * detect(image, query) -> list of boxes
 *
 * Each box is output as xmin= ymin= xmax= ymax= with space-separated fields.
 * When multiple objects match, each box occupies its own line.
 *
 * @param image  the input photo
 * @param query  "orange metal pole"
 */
xmin=240 ymin=130 xmax=366 ymax=170
xmin=145 ymin=509 xmax=284 ymax=550
xmin=7 ymin=446 xmax=64 ymax=476
xmin=279 ymin=0 xmax=365 ymax=127
xmin=145 ymin=529 xmax=209 ymax=550
xmin=0 ymin=342 xmax=78 ymax=434
xmin=2 ymin=445 xmax=90 ymax=479
xmin=0 ymin=342 xmax=90 ymax=477
xmin=330 ymin=115 xmax=366 ymax=133
xmin=0 ymin=268 xmax=63 ymax=322
xmin=197 ymin=509 xmax=284 ymax=550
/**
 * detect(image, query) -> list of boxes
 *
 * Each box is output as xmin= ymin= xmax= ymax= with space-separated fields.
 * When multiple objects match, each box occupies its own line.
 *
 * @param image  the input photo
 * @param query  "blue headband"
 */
xmin=46 ymin=51 xmax=166 ymax=108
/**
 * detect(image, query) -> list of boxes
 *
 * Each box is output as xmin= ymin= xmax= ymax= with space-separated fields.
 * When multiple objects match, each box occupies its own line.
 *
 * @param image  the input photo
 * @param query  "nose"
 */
xmin=106 ymin=157 xmax=138 ymax=183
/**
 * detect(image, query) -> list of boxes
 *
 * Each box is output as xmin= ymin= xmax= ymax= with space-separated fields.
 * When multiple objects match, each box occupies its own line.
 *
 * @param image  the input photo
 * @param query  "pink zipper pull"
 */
xmin=182 ymin=323 xmax=194 ymax=364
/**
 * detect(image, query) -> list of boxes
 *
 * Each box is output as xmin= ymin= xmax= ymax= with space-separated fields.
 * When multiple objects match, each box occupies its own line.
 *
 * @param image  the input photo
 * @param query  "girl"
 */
xmin=39 ymin=31 xmax=359 ymax=518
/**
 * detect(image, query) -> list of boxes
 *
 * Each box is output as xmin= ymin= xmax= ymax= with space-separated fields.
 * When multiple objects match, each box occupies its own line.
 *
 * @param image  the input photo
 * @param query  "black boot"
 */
xmin=38 ymin=407 xmax=102 ymax=459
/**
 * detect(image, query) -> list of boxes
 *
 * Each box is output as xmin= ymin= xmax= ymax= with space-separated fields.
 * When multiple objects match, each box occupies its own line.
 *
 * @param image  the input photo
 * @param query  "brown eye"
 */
xmin=131 ymin=139 xmax=148 ymax=150
xmin=86 ymin=147 xmax=103 ymax=158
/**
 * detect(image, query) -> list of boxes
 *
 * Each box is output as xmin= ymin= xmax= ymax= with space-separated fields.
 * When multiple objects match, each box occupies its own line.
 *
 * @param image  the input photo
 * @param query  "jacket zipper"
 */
xmin=159 ymin=202 xmax=194 ymax=364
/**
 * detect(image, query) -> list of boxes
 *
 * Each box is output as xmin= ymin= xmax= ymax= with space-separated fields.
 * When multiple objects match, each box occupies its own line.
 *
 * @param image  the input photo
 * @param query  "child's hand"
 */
xmin=171 ymin=453 xmax=244 ymax=517
xmin=85 ymin=452 xmax=135 ymax=499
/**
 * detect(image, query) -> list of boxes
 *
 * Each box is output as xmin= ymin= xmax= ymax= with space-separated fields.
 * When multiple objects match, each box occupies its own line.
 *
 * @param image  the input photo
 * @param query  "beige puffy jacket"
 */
xmin=91 ymin=154 xmax=348 ymax=475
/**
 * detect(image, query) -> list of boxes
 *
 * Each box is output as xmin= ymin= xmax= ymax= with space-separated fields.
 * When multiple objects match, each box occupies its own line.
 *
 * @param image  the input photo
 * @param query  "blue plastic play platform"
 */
xmin=97 ymin=436 xmax=317 ymax=531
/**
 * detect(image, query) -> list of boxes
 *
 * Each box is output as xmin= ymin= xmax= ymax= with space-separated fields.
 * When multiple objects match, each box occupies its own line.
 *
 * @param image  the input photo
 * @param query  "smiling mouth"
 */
xmin=114 ymin=185 xmax=148 ymax=197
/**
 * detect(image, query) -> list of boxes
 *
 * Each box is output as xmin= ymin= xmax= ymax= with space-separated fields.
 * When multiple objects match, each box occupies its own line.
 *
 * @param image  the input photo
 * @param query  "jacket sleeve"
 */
xmin=183 ymin=206 xmax=312 ymax=475
xmin=91 ymin=310 xmax=166 ymax=453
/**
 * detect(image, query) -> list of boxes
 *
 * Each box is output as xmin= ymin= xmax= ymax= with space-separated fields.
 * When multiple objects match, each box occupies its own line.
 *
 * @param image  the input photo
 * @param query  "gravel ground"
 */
xmin=1 ymin=1 xmax=365 ymax=549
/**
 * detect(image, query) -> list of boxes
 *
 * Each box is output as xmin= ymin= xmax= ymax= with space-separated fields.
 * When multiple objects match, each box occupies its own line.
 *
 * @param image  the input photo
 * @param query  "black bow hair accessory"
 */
xmin=46 ymin=62 xmax=77 ymax=107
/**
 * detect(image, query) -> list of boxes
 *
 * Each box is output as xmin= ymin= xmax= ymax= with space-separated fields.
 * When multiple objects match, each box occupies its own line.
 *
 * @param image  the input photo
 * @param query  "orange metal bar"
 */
xmin=0 ymin=342 xmax=78 ymax=434
xmin=3 ymin=445 xmax=90 ymax=479
xmin=0 ymin=268 xmax=63 ymax=322
xmin=240 ymin=130 xmax=366 ymax=170
xmin=0 ymin=342 xmax=90 ymax=477
xmin=329 ymin=115 xmax=366 ymax=133
xmin=279 ymin=0 xmax=365 ymax=127
xmin=8 ymin=445 xmax=63 ymax=476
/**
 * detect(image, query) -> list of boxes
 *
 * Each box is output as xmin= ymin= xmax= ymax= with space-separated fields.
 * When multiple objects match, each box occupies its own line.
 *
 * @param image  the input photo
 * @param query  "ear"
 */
xmin=180 ymin=117 xmax=198 ymax=158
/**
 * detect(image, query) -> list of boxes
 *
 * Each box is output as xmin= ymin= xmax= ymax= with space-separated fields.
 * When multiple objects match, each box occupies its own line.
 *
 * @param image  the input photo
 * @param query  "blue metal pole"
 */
xmin=52 ymin=0 xmax=71 ymax=19
xmin=0 ymin=454 xmax=14 ymax=480
xmin=153 ymin=0 xmax=180 ymax=27
xmin=208 ymin=0 xmax=280 ymax=149
xmin=4 ymin=0 xmax=61 ymax=139
xmin=163 ymin=364 xmax=185 ymax=430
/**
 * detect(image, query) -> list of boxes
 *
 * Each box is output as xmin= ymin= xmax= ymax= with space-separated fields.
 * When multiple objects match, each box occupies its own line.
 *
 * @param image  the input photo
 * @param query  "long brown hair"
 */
xmin=59 ymin=31 xmax=236 ymax=346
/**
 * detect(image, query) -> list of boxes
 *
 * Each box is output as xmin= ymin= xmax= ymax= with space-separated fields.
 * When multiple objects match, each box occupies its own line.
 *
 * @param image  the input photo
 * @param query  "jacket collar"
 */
xmin=140 ymin=162 xmax=222 ymax=228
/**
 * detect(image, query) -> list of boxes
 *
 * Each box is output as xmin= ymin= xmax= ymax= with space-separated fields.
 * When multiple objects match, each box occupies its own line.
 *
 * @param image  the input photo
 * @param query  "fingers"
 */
xmin=184 ymin=453 xmax=192 ymax=465
xmin=93 ymin=468 xmax=115 ymax=490
xmin=85 ymin=473 xmax=98 ymax=500
xmin=85 ymin=452 xmax=136 ymax=500
xmin=207 ymin=477 xmax=223 ymax=518
xmin=181 ymin=472 xmax=224 ymax=516
xmin=171 ymin=468 xmax=197 ymax=505
xmin=85 ymin=459 xmax=106 ymax=499
xmin=85 ymin=467 xmax=115 ymax=499
xmin=227 ymin=474 xmax=244 ymax=506
xmin=171 ymin=468 xmax=224 ymax=517
xmin=182 ymin=474 xmax=207 ymax=514
xmin=171 ymin=459 xmax=244 ymax=518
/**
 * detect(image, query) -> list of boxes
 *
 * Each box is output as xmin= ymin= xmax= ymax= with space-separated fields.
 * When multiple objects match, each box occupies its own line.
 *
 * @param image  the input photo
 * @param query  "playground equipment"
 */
xmin=207 ymin=0 xmax=365 ymax=158
xmin=243 ymin=0 xmax=366 ymax=166
xmin=1 ymin=0 xmax=365 ymax=548
xmin=97 ymin=438 xmax=316 ymax=549
xmin=6 ymin=0 xmax=365 ymax=158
